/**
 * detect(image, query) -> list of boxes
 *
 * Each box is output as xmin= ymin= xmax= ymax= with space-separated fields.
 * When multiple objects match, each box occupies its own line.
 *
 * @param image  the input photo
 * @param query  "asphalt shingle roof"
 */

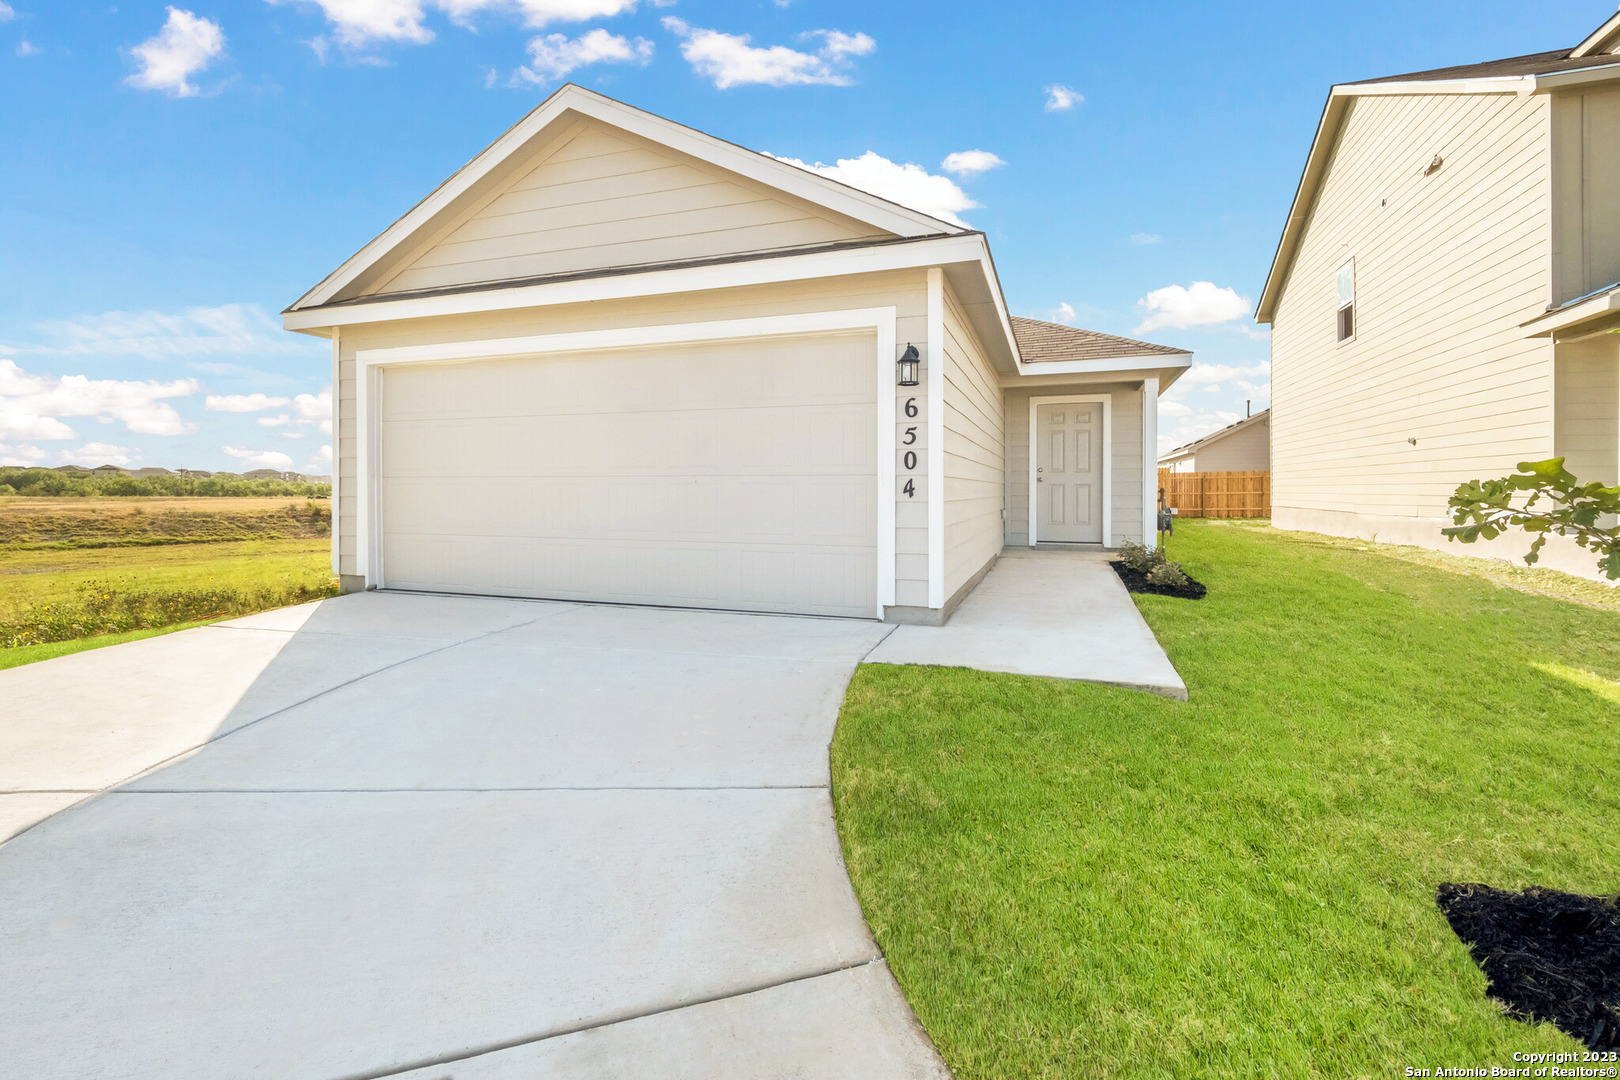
xmin=1009 ymin=316 xmax=1191 ymax=364
xmin=1347 ymin=48 xmax=1620 ymax=86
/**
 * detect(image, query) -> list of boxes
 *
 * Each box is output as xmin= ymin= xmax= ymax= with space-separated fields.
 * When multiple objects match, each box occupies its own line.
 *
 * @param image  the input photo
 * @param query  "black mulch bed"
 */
xmin=1109 ymin=560 xmax=1207 ymax=600
xmin=1437 ymin=883 xmax=1620 ymax=1050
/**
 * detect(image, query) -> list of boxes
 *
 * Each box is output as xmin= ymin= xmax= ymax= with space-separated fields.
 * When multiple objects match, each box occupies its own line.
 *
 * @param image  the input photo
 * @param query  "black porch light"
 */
xmin=897 ymin=343 xmax=920 ymax=387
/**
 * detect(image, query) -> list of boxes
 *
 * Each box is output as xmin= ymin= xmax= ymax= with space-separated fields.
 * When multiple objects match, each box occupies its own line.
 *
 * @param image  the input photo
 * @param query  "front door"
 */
xmin=1035 ymin=401 xmax=1104 ymax=543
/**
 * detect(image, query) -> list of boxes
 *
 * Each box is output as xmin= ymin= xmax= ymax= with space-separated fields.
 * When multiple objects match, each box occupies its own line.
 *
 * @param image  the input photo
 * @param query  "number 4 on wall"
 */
xmin=903 ymin=479 xmax=915 ymax=497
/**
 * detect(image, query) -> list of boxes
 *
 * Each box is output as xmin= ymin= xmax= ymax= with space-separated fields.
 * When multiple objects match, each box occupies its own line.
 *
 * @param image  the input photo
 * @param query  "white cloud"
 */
xmin=0 ymin=3 xmax=14 ymax=22
xmin=516 ymin=27 xmax=651 ymax=82
xmin=59 ymin=443 xmax=138 ymax=468
xmin=222 ymin=445 xmax=296 ymax=470
xmin=16 ymin=39 xmax=40 ymax=57
xmin=0 ymin=442 xmax=47 ymax=467
xmin=8 ymin=303 xmax=310 ymax=361
xmin=1048 ymin=302 xmax=1076 ymax=324
xmin=0 ymin=359 xmax=198 ymax=441
xmin=1156 ymin=360 xmax=1271 ymax=453
xmin=258 ymin=414 xmax=291 ymax=427
xmin=1045 ymin=84 xmax=1081 ymax=111
xmin=284 ymin=0 xmax=641 ymax=51
xmin=663 ymin=17 xmax=873 ymax=88
xmin=1129 ymin=232 xmax=1161 ymax=245
xmin=771 ymin=151 xmax=976 ymax=227
xmin=206 ymin=393 xmax=291 ymax=413
xmin=292 ymin=388 xmax=333 ymax=434
xmin=304 ymin=444 xmax=333 ymax=474
xmin=126 ymin=7 xmax=225 ymax=97
xmin=1133 ymin=281 xmax=1252 ymax=334
xmin=940 ymin=150 xmax=1004 ymax=177
xmin=281 ymin=430 xmax=306 ymax=439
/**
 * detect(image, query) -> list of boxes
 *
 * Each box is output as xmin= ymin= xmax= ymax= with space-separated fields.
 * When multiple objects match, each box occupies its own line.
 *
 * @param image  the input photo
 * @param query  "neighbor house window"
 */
xmin=1336 ymin=259 xmax=1356 ymax=342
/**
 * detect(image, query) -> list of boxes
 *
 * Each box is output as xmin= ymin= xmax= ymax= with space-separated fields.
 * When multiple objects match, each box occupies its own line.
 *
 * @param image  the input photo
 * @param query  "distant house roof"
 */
xmin=1159 ymin=409 xmax=1270 ymax=464
xmin=1008 ymin=316 xmax=1190 ymax=364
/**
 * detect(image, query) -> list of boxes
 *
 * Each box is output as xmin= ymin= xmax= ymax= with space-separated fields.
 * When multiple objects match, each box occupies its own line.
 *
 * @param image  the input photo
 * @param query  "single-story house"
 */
xmin=284 ymin=86 xmax=1191 ymax=623
xmin=89 ymin=465 xmax=130 ymax=477
xmin=1256 ymin=7 xmax=1620 ymax=580
xmin=1158 ymin=409 xmax=1270 ymax=473
xmin=130 ymin=467 xmax=175 ymax=479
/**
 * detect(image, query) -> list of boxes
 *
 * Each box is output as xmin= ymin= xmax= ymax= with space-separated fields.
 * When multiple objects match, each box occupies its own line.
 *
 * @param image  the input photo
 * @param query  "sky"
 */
xmin=0 ymin=0 xmax=1607 ymax=473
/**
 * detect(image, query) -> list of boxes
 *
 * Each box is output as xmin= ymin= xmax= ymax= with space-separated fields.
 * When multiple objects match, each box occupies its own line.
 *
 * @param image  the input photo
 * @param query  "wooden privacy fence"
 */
xmin=1157 ymin=469 xmax=1271 ymax=519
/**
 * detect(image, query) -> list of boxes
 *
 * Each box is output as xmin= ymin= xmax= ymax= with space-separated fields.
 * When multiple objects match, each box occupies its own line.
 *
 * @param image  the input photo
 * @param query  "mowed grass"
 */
xmin=0 ymin=538 xmax=333 ymax=618
xmin=831 ymin=521 xmax=1620 ymax=1079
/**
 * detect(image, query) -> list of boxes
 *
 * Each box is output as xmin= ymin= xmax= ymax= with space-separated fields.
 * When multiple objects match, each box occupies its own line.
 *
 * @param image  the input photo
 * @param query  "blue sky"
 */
xmin=0 ymin=0 xmax=1606 ymax=472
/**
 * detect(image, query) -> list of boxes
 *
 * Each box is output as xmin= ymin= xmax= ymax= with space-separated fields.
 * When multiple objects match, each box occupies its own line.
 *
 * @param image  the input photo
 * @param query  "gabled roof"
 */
xmin=1256 ymin=9 xmax=1620 ymax=324
xmin=288 ymin=84 xmax=964 ymax=313
xmin=1159 ymin=408 xmax=1270 ymax=462
xmin=1009 ymin=316 xmax=1190 ymax=363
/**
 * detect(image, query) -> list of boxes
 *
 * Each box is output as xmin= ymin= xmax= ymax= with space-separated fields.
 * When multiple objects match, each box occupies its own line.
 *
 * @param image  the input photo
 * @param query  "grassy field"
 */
xmin=0 ymin=496 xmax=329 ymax=549
xmin=1 ymin=497 xmax=337 ymax=660
xmin=832 ymin=521 xmax=1620 ymax=1079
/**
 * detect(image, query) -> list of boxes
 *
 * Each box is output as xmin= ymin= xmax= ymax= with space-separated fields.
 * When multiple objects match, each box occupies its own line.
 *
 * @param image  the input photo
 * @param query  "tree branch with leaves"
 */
xmin=1445 ymin=458 xmax=1620 ymax=579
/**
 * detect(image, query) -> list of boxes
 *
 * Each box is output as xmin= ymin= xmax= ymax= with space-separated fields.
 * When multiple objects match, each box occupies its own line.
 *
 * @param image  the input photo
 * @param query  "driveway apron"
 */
xmin=0 ymin=593 xmax=950 ymax=1079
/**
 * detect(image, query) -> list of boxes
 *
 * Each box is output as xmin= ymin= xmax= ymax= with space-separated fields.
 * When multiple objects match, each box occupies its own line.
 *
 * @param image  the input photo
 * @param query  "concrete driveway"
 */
xmin=0 ymin=593 xmax=950 ymax=1080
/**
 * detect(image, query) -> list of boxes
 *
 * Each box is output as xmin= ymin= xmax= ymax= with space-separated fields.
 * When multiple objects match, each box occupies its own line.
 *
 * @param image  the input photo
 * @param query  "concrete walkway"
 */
xmin=866 ymin=549 xmax=1188 ymax=699
xmin=0 ymin=594 xmax=950 ymax=1080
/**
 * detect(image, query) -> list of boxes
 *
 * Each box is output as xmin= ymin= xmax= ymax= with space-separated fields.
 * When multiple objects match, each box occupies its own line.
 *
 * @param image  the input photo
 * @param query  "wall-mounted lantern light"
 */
xmin=897 ymin=344 xmax=920 ymax=387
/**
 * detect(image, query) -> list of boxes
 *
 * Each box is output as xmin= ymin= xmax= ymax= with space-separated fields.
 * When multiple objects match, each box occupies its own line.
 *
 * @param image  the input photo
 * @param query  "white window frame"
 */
xmin=351 ymin=307 xmax=898 ymax=619
xmin=1336 ymin=258 xmax=1356 ymax=343
xmin=1027 ymin=393 xmax=1112 ymax=547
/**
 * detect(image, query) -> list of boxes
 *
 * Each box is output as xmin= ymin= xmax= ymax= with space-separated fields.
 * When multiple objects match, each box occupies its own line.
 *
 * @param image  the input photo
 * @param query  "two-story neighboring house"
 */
xmin=1256 ymin=8 xmax=1620 ymax=580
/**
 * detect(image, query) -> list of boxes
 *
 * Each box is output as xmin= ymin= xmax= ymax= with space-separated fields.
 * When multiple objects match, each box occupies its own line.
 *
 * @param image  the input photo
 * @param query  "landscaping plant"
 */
xmin=1446 ymin=457 xmax=1620 ymax=579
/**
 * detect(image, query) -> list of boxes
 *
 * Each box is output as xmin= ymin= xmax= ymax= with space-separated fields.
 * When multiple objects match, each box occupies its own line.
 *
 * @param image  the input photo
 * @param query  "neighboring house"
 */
xmin=130 ymin=468 xmax=173 ymax=479
xmin=1159 ymin=410 xmax=1271 ymax=473
xmin=1257 ymin=8 xmax=1620 ymax=580
xmin=174 ymin=469 xmax=214 ymax=479
xmin=52 ymin=466 xmax=90 ymax=474
xmin=242 ymin=468 xmax=306 ymax=481
xmin=89 ymin=465 xmax=129 ymax=477
xmin=284 ymin=86 xmax=1191 ymax=623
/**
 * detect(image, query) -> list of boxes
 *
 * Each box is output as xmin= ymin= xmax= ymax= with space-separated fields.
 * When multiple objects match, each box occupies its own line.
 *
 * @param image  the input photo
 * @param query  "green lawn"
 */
xmin=1 ymin=515 xmax=336 ymax=661
xmin=831 ymin=521 xmax=1620 ymax=1079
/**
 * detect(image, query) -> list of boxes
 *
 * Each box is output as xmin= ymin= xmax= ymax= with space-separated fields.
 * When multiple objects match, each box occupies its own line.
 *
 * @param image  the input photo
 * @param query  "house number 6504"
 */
xmin=901 ymin=398 xmax=919 ymax=497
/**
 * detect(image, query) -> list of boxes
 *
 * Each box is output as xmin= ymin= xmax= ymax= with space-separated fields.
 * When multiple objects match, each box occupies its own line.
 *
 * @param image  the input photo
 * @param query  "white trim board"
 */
xmin=1027 ymin=394 xmax=1112 ymax=548
xmin=351 ymin=306 xmax=899 ymax=619
xmin=290 ymin=85 xmax=962 ymax=312
xmin=1142 ymin=377 xmax=1159 ymax=549
xmin=925 ymin=268 xmax=945 ymax=610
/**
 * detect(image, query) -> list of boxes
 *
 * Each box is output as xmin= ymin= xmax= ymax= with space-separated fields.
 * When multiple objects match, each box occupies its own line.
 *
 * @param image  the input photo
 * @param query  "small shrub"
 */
xmin=1145 ymin=560 xmax=1191 ymax=589
xmin=1118 ymin=540 xmax=1157 ymax=573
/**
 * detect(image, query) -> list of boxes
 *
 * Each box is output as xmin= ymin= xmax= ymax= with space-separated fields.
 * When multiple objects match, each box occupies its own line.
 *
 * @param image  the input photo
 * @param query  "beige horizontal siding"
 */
xmin=1003 ymin=382 xmax=1144 ymax=547
xmin=1189 ymin=415 xmax=1270 ymax=472
xmin=1555 ymin=336 xmax=1619 ymax=486
xmin=334 ymin=271 xmax=928 ymax=599
xmin=941 ymin=285 xmax=1005 ymax=598
xmin=1269 ymin=90 xmax=1555 ymax=524
xmin=370 ymin=117 xmax=886 ymax=296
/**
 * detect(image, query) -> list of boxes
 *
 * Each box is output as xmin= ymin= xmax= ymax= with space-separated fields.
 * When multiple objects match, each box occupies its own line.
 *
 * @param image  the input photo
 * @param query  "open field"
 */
xmin=0 ymin=496 xmax=330 ymax=549
xmin=832 ymin=521 xmax=1620 ymax=1079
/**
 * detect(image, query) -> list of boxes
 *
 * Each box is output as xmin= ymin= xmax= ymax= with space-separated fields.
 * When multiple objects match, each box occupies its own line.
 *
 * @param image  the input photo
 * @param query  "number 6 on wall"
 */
xmin=904 ymin=397 xmax=918 ymax=418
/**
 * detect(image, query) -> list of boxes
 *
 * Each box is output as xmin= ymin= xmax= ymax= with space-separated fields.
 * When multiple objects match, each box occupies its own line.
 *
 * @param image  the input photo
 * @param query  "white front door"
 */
xmin=1035 ymin=401 xmax=1104 ymax=543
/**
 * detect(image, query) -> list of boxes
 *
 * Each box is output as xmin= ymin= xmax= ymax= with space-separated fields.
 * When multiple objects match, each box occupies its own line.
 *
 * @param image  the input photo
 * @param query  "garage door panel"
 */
xmin=383 ymin=535 xmax=875 ymax=617
xmin=380 ymin=476 xmax=875 ymax=544
xmin=381 ymin=404 xmax=872 ymax=478
xmin=381 ymin=338 xmax=874 ymax=423
xmin=377 ymin=332 xmax=878 ymax=618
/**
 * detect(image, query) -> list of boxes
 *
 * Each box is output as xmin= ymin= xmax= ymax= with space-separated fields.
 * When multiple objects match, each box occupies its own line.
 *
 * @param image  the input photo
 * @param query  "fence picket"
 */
xmin=1156 ymin=470 xmax=1271 ymax=519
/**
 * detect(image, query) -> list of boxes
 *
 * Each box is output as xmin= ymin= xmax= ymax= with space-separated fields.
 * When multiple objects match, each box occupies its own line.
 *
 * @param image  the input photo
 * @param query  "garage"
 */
xmin=373 ymin=331 xmax=879 ymax=618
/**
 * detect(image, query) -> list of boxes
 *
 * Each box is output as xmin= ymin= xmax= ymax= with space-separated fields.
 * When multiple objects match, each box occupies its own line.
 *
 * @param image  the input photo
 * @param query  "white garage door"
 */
xmin=375 ymin=331 xmax=878 ymax=618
